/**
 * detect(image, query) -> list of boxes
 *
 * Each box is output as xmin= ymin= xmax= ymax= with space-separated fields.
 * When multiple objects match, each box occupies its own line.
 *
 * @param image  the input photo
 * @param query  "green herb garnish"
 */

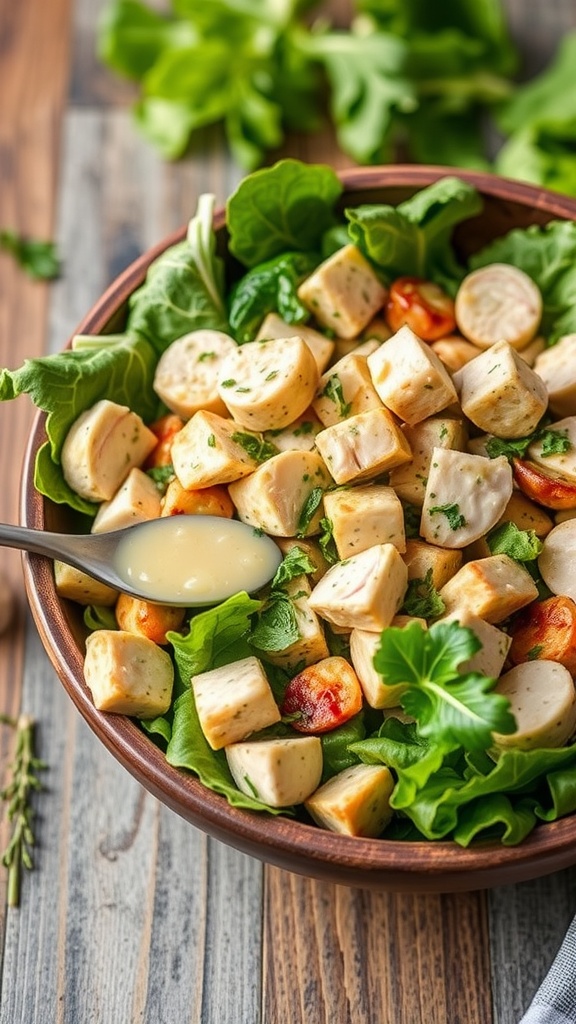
xmin=428 ymin=502 xmax=466 ymax=531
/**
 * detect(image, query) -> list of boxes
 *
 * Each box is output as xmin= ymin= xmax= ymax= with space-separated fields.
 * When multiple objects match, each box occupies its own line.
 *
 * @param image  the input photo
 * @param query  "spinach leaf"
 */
xmin=226 ymin=159 xmax=342 ymax=268
xmin=0 ymin=334 xmax=158 ymax=514
xmin=127 ymin=193 xmax=229 ymax=354
xmin=346 ymin=176 xmax=482 ymax=289
xmin=469 ymin=220 xmax=576 ymax=344
xmin=228 ymin=251 xmax=318 ymax=344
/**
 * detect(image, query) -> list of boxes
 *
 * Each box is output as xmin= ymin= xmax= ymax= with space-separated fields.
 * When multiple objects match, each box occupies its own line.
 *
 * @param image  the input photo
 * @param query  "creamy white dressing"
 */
xmin=113 ymin=516 xmax=282 ymax=604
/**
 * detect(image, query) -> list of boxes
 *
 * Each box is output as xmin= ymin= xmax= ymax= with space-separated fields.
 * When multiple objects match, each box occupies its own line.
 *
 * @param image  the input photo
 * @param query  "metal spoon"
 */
xmin=0 ymin=518 xmax=282 ymax=606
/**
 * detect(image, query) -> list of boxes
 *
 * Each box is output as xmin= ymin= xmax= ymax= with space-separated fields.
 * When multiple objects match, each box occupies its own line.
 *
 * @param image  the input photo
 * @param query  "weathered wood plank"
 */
xmin=263 ymin=870 xmax=492 ymax=1024
xmin=0 ymin=0 xmax=74 ymax=946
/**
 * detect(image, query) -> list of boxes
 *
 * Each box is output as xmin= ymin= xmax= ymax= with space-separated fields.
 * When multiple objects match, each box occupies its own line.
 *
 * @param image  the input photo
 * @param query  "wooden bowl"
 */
xmin=20 ymin=166 xmax=576 ymax=893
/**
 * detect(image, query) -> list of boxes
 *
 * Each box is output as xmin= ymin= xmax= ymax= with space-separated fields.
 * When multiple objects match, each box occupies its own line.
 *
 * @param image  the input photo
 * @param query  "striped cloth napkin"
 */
xmin=519 ymin=913 xmax=576 ymax=1023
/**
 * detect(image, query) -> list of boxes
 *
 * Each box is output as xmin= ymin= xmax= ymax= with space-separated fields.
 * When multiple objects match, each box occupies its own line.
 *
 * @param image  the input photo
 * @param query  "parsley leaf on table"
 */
xmin=0 ymin=230 xmax=60 ymax=280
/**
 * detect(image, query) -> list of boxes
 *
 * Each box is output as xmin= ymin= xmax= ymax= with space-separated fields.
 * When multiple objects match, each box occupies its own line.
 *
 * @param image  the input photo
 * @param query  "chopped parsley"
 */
xmin=486 ymin=426 xmax=572 ymax=461
xmin=401 ymin=569 xmax=446 ymax=620
xmin=220 ymin=378 xmax=236 ymax=388
xmin=231 ymin=431 xmax=278 ymax=464
xmin=318 ymin=516 xmax=339 ymax=564
xmin=296 ymin=487 xmax=324 ymax=537
xmin=321 ymin=374 xmax=352 ymax=418
xmin=526 ymin=644 xmax=544 ymax=661
xmin=207 ymin=433 xmax=216 ymax=447
xmin=428 ymin=502 xmax=466 ymax=531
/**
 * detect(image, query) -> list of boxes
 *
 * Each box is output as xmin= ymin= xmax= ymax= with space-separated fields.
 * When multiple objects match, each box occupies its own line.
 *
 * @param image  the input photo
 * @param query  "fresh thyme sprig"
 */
xmin=0 ymin=713 xmax=46 ymax=907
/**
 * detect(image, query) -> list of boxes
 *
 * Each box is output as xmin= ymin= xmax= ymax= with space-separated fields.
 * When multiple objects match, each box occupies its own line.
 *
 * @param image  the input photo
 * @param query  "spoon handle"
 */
xmin=0 ymin=523 xmax=90 ymax=566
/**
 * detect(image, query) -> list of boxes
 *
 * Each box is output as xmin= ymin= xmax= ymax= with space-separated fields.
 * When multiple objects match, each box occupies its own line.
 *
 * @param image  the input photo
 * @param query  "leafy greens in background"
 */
xmin=97 ymin=0 xmax=576 ymax=196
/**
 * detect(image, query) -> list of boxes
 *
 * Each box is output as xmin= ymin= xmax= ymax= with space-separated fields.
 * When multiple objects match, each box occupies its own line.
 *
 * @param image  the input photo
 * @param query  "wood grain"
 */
xmin=263 ymin=869 xmax=492 ymax=1024
xmin=0 ymin=0 xmax=73 ymax=941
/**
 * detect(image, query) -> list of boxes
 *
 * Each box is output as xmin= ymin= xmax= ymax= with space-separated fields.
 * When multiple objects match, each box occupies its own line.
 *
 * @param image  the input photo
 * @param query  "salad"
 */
xmin=4 ymin=159 xmax=576 ymax=848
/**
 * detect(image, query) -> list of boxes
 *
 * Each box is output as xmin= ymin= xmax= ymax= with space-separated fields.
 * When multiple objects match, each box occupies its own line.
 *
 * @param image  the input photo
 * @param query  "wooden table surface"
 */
xmin=2 ymin=1 xmax=576 ymax=1021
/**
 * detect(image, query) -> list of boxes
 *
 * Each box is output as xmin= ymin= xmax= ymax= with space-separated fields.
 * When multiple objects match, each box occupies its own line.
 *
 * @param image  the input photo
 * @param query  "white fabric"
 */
xmin=519 ymin=914 xmax=576 ymax=1023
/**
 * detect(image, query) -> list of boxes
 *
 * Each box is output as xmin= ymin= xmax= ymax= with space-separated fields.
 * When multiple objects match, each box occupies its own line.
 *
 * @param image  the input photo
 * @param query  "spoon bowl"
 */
xmin=0 ymin=517 xmax=282 ymax=605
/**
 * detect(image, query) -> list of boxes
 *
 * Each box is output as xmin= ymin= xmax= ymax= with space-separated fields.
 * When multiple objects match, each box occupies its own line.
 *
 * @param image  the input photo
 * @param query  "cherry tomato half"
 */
xmin=143 ymin=414 xmax=184 ymax=469
xmin=281 ymin=656 xmax=363 ymax=733
xmin=386 ymin=276 xmax=456 ymax=341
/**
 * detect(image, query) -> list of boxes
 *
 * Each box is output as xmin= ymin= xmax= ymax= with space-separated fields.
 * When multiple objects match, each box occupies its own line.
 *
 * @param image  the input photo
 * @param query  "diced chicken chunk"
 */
xmin=91 ymin=468 xmax=161 ymax=534
xmin=403 ymin=539 xmax=463 ymax=590
xmin=297 ymin=244 xmax=387 ymax=339
xmin=305 ymin=764 xmax=395 ymax=837
xmin=228 ymin=450 xmax=331 ymax=536
xmin=226 ymin=736 xmax=323 ymax=807
xmin=453 ymin=340 xmax=548 ymax=438
xmin=54 ymin=562 xmax=117 ymax=606
xmin=170 ymin=410 xmax=263 ymax=489
xmin=367 ymin=325 xmax=458 ymax=425
xmin=315 ymin=408 xmax=412 ymax=485
xmin=313 ymin=353 xmax=383 ymax=426
xmin=308 ymin=543 xmax=407 ymax=631
xmin=191 ymin=656 xmax=280 ymax=750
xmin=323 ymin=484 xmax=405 ymax=558
xmin=420 ymin=448 xmax=513 ymax=548
xmin=84 ymin=630 xmax=174 ymax=716
xmin=439 ymin=555 xmax=538 ymax=624
xmin=61 ymin=399 xmax=157 ymax=502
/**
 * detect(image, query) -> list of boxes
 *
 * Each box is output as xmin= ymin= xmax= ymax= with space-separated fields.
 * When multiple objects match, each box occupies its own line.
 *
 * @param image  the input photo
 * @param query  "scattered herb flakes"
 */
xmin=296 ymin=486 xmax=324 ymax=537
xmin=321 ymin=375 xmax=352 ymax=418
xmin=231 ymin=431 xmax=278 ymax=464
xmin=428 ymin=503 xmax=466 ymax=531
xmin=526 ymin=644 xmax=544 ymax=661
xmin=401 ymin=569 xmax=445 ymax=620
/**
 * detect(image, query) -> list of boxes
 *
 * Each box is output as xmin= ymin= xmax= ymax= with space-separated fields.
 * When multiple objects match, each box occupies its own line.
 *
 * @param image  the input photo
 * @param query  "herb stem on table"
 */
xmin=0 ymin=713 xmax=46 ymax=908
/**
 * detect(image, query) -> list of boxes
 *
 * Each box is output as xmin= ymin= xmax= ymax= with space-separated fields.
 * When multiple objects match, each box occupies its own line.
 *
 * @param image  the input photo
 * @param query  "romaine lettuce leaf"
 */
xmin=127 ymin=194 xmax=230 ymax=353
xmin=0 ymin=334 xmax=158 ymax=514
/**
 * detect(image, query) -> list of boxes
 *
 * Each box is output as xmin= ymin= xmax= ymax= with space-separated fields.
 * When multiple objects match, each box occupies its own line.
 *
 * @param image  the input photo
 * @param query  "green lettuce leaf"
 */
xmin=470 ymin=220 xmax=576 ymax=344
xmin=228 ymin=251 xmax=318 ymax=344
xmin=127 ymin=194 xmax=229 ymax=353
xmin=0 ymin=334 xmax=158 ymax=514
xmin=226 ymin=159 xmax=343 ymax=268
xmin=346 ymin=176 xmax=482 ymax=289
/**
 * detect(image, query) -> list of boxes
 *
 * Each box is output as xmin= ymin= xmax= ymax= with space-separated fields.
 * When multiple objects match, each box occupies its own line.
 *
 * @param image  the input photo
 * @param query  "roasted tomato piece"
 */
xmin=509 ymin=595 xmax=576 ymax=674
xmin=161 ymin=480 xmax=234 ymax=518
xmin=143 ymin=414 xmax=184 ymax=469
xmin=386 ymin=276 xmax=456 ymax=341
xmin=115 ymin=594 xmax=186 ymax=645
xmin=281 ymin=656 xmax=363 ymax=733
xmin=512 ymin=458 xmax=576 ymax=510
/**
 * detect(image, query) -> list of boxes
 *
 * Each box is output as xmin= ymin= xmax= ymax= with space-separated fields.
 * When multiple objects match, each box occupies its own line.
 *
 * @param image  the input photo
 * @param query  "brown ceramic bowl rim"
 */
xmin=20 ymin=166 xmax=576 ymax=892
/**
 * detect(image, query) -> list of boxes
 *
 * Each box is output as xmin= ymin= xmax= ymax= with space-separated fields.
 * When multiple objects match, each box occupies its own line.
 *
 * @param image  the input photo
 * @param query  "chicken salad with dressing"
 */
xmin=4 ymin=161 xmax=576 ymax=846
